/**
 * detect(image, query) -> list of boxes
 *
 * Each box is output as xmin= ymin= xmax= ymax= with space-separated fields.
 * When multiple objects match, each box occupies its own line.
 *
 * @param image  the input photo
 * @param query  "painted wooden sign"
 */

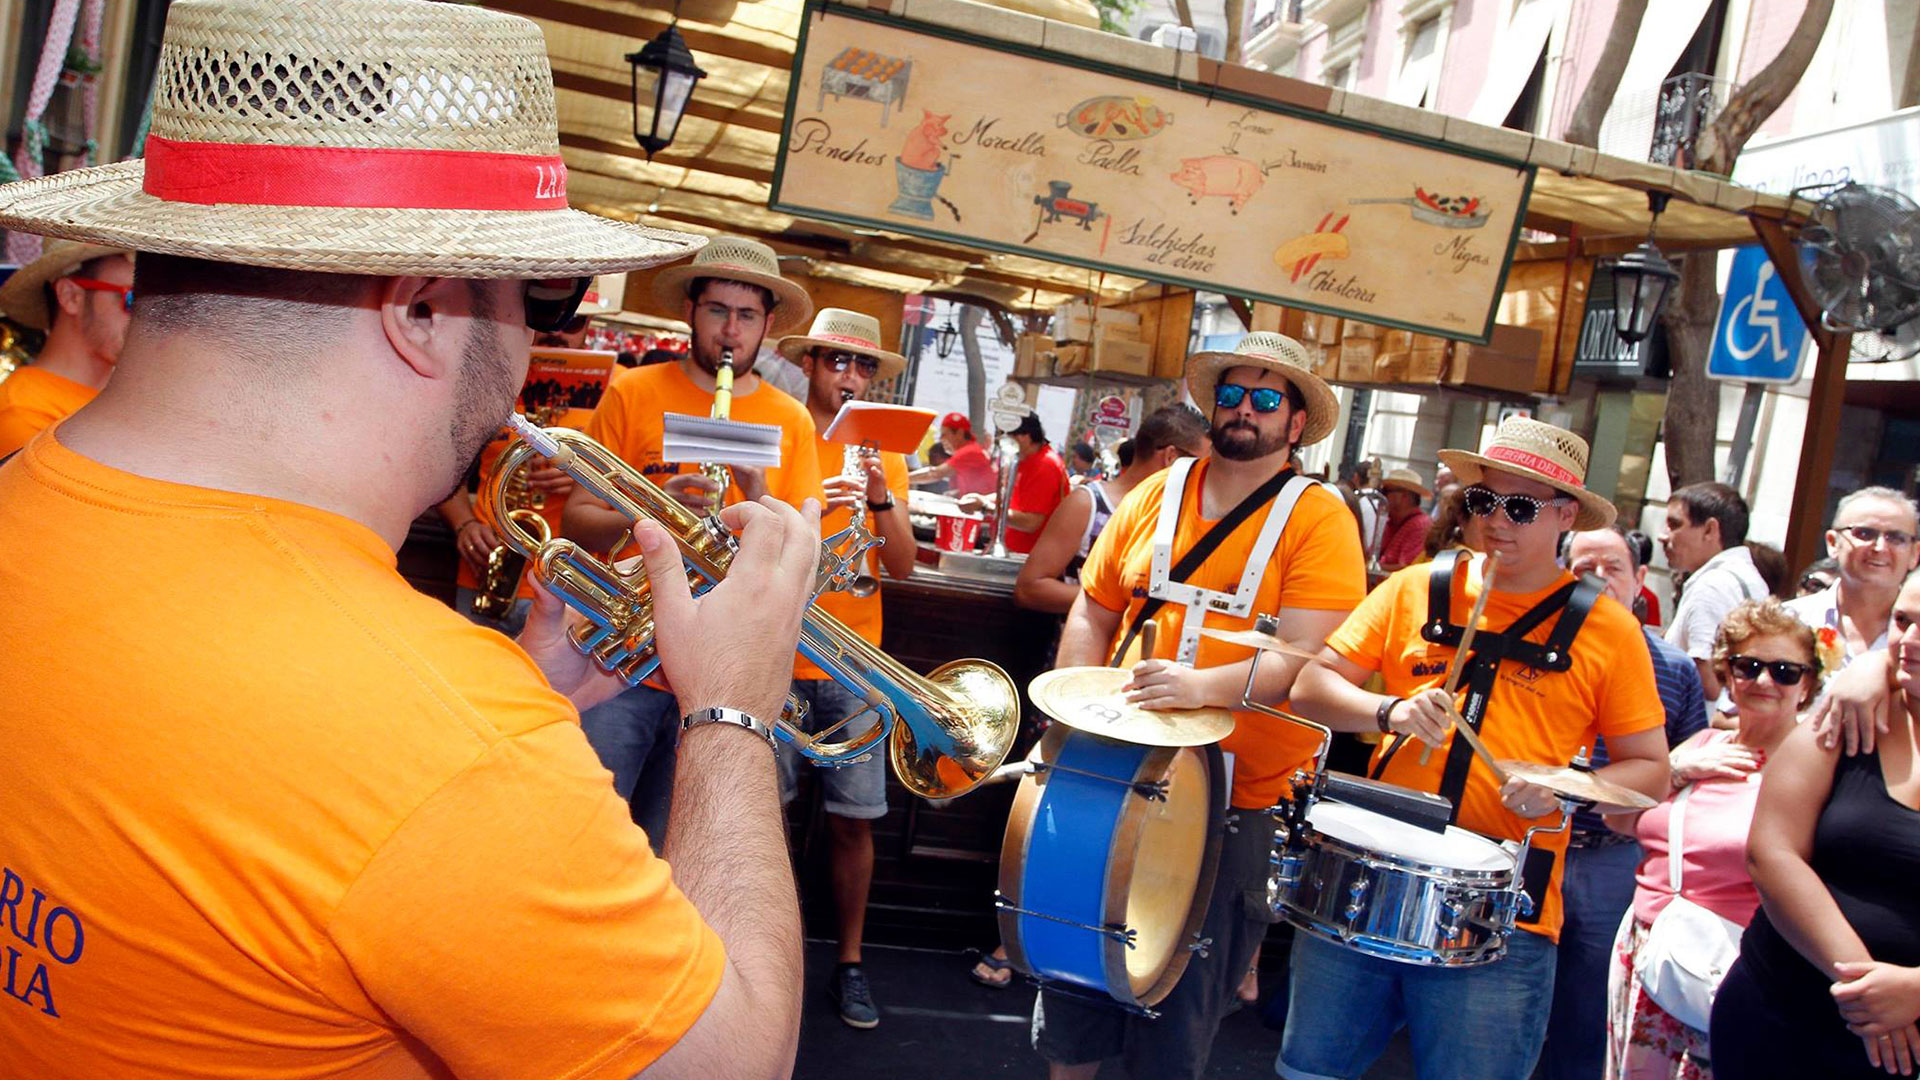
xmin=772 ymin=6 xmax=1535 ymax=341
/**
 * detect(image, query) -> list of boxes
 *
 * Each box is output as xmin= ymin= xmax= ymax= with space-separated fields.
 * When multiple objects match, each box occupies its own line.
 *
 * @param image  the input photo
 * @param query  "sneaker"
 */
xmin=829 ymin=964 xmax=880 ymax=1029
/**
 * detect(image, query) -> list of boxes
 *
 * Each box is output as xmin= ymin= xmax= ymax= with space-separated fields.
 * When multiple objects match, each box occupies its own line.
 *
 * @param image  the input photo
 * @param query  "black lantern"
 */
xmin=626 ymin=23 xmax=707 ymax=160
xmin=1608 ymin=242 xmax=1680 ymax=344
xmin=934 ymin=317 xmax=961 ymax=358
xmin=1608 ymin=191 xmax=1679 ymax=345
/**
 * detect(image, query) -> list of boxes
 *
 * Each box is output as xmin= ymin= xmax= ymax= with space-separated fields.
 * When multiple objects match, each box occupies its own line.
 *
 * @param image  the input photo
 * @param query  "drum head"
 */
xmin=1307 ymin=801 xmax=1512 ymax=873
xmin=1120 ymin=745 xmax=1213 ymax=999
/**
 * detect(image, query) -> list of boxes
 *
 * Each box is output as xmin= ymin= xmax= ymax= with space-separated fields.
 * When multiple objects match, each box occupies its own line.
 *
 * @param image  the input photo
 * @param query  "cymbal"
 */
xmin=1199 ymin=626 xmax=1321 ymax=661
xmin=1029 ymin=667 xmax=1235 ymax=747
xmin=1498 ymin=760 xmax=1658 ymax=814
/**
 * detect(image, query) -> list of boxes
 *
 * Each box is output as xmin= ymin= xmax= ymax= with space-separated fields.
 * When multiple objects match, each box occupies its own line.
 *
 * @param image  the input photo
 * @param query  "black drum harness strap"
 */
xmin=1371 ymin=549 xmax=1605 ymax=817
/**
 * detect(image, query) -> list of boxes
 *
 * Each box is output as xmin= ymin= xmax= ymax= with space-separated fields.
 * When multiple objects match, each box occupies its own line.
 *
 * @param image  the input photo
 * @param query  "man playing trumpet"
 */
xmin=776 ymin=307 xmax=918 ymax=1029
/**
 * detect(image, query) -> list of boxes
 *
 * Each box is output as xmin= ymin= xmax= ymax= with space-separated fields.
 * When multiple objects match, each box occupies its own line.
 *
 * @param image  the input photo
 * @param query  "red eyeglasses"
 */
xmin=67 ymin=277 xmax=134 ymax=312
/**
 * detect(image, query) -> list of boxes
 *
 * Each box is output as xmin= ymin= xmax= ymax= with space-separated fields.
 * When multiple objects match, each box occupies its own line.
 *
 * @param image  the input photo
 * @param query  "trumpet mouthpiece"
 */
xmin=507 ymin=413 xmax=565 ymax=459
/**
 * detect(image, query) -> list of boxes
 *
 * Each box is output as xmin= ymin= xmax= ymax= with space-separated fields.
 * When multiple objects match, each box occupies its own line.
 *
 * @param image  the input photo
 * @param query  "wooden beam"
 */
xmin=550 ymin=69 xmax=785 ymax=135
xmin=1751 ymin=215 xmax=1835 ymax=351
xmin=562 ymin=133 xmax=774 ymax=186
xmin=1784 ymin=330 xmax=1851 ymax=574
xmin=496 ymin=0 xmax=796 ymax=70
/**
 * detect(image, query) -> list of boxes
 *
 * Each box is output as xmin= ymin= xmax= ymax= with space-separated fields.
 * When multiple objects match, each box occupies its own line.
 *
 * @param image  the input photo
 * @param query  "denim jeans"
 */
xmin=778 ymin=679 xmax=887 ymax=819
xmin=1278 ymin=924 xmax=1558 ymax=1080
xmin=1542 ymin=839 xmax=1642 ymax=1080
xmin=576 ymin=682 xmax=679 ymax=853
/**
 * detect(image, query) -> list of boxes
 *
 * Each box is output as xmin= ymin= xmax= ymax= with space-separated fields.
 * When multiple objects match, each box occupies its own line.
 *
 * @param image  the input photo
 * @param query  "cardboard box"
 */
xmin=1380 ymin=329 xmax=1415 ymax=354
xmin=1054 ymin=301 xmax=1142 ymax=343
xmin=1090 ymin=328 xmax=1153 ymax=376
xmin=1014 ymin=333 xmax=1055 ymax=378
xmin=1053 ymin=342 xmax=1089 ymax=375
xmin=1445 ymin=324 xmax=1543 ymax=394
xmin=1307 ymin=344 xmax=1337 ymax=380
xmin=1301 ymin=311 xmax=1343 ymax=346
xmin=1341 ymin=319 xmax=1382 ymax=340
xmin=1373 ymin=350 xmax=1410 ymax=383
xmin=1337 ymin=337 xmax=1378 ymax=383
xmin=1406 ymin=338 xmax=1451 ymax=383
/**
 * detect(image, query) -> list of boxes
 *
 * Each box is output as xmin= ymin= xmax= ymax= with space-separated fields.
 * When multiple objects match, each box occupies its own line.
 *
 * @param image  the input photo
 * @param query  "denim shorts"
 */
xmin=777 ymin=678 xmax=887 ymax=820
xmin=1277 ymin=924 xmax=1558 ymax=1080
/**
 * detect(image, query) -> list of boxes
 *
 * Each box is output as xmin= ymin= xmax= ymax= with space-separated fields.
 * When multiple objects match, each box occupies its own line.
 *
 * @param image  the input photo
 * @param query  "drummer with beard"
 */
xmin=1033 ymin=333 xmax=1366 ymax=1080
xmin=1282 ymin=417 xmax=1669 ymax=1080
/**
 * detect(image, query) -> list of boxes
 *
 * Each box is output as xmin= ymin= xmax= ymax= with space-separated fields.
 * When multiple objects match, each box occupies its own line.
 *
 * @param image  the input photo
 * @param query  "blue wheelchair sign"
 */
xmin=1708 ymin=245 xmax=1809 ymax=383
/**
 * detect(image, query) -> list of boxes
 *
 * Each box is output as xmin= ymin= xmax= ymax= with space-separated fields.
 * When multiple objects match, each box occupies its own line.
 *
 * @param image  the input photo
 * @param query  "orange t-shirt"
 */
xmin=1325 ymin=559 xmax=1665 ymax=942
xmin=802 ymin=436 xmax=910 ymax=680
xmin=0 ymin=367 xmax=96 ymax=456
xmin=456 ymin=407 xmax=594 ymax=598
xmin=585 ymin=360 xmax=824 ymax=512
xmin=1079 ymin=460 xmax=1367 ymax=809
xmin=0 ymin=433 xmax=722 ymax=1080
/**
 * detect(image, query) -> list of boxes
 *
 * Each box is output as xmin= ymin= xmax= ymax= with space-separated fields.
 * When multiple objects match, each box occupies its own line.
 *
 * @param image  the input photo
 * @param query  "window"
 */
xmin=1393 ymin=16 xmax=1442 ymax=107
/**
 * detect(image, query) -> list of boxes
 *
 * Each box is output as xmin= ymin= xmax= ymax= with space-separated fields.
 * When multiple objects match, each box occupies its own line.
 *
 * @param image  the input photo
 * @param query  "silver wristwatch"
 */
xmin=680 ymin=706 xmax=777 ymax=749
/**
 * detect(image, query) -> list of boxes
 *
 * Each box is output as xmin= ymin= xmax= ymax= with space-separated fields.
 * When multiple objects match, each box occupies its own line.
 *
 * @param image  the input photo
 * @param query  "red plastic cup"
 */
xmin=936 ymin=514 xmax=982 ymax=552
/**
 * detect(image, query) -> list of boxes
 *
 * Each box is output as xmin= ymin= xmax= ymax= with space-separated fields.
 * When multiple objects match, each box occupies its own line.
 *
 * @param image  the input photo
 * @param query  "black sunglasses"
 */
xmin=1726 ymin=655 xmax=1814 ymax=686
xmin=525 ymin=277 xmax=593 ymax=334
xmin=1838 ymin=524 xmax=1917 ymax=549
xmin=821 ymin=350 xmax=880 ymax=377
xmin=1215 ymin=383 xmax=1287 ymax=413
xmin=1462 ymin=484 xmax=1570 ymax=526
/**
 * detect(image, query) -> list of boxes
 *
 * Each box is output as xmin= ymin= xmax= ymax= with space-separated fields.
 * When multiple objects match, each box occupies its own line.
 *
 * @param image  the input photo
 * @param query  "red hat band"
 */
xmin=141 ymin=135 xmax=569 ymax=211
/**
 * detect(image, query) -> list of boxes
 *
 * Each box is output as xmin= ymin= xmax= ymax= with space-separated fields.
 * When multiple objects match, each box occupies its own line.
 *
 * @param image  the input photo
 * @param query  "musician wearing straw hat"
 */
xmin=1034 ymin=332 xmax=1366 ymax=1080
xmin=0 ymin=239 xmax=133 ymax=455
xmin=0 ymin=3 xmax=818 ymax=1078
xmin=1283 ymin=418 xmax=1672 ymax=1080
xmin=560 ymin=234 xmax=825 ymax=845
xmin=775 ymin=306 xmax=915 ymax=1029
xmin=1376 ymin=466 xmax=1434 ymax=573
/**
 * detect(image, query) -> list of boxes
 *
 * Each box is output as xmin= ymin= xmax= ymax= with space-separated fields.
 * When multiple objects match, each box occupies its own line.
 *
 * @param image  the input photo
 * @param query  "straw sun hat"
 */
xmin=1185 ymin=331 xmax=1339 ymax=447
xmin=650 ymin=235 xmax=814 ymax=335
xmin=0 ymin=239 xmax=128 ymax=330
xmin=776 ymin=307 xmax=906 ymax=380
xmin=0 ymin=0 xmax=704 ymax=278
xmin=1379 ymin=467 xmax=1431 ymax=500
xmin=1438 ymin=417 xmax=1617 ymax=530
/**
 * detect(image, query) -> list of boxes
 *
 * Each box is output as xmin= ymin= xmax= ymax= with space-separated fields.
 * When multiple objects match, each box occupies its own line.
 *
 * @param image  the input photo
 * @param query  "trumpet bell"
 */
xmin=889 ymin=659 xmax=1021 ymax=799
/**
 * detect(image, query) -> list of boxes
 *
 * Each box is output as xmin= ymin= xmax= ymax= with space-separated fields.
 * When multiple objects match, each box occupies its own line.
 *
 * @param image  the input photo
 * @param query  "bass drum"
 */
xmin=998 ymin=725 xmax=1224 ymax=1009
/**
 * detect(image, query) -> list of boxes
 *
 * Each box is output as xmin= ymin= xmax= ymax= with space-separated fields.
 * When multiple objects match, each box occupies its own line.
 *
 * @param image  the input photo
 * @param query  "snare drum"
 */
xmin=1271 ymin=800 xmax=1522 ymax=967
xmin=998 ymin=725 xmax=1224 ymax=1009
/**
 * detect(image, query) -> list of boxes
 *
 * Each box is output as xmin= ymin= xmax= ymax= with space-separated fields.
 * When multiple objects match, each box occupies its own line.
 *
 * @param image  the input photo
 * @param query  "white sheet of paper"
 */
xmin=661 ymin=413 xmax=784 ymax=468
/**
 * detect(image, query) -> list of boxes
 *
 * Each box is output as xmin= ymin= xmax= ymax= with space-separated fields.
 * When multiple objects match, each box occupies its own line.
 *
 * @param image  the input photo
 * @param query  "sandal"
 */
xmin=968 ymin=950 xmax=1014 ymax=990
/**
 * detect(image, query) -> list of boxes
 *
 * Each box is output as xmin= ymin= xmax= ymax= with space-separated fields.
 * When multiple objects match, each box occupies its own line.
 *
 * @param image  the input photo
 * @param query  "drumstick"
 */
xmin=1419 ymin=552 xmax=1500 ymax=766
xmin=1442 ymin=699 xmax=1507 ymax=781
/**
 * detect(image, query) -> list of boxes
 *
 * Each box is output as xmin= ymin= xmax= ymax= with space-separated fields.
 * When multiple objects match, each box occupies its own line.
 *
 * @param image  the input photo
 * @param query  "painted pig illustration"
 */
xmin=1169 ymin=155 xmax=1266 ymax=214
xmin=900 ymin=111 xmax=951 ymax=171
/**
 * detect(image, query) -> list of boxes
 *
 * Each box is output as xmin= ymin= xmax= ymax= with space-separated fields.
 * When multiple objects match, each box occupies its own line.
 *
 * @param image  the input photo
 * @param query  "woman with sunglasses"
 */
xmin=1603 ymin=598 xmax=1820 ymax=1080
xmin=1710 ymin=568 xmax=1920 ymax=1079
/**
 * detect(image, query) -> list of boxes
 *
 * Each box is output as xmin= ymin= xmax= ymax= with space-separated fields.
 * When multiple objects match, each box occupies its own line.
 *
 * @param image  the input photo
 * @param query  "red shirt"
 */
xmin=1378 ymin=509 xmax=1432 ymax=569
xmin=945 ymin=440 xmax=998 ymax=497
xmin=1006 ymin=445 xmax=1068 ymax=554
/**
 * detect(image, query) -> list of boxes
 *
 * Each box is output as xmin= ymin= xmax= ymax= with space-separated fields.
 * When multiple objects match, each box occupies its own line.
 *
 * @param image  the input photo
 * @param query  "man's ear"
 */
xmin=379 ymin=276 xmax=469 ymax=380
xmin=50 ymin=276 xmax=87 ymax=319
xmin=1701 ymin=516 xmax=1722 ymax=548
xmin=1633 ymin=564 xmax=1648 ymax=590
xmin=1287 ymin=407 xmax=1309 ymax=445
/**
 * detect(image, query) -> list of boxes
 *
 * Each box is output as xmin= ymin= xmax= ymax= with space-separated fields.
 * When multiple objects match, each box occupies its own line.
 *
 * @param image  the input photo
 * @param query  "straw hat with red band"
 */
xmin=0 ymin=240 xmax=130 ymax=331
xmin=776 ymin=307 xmax=906 ymax=380
xmin=1184 ymin=331 xmax=1339 ymax=447
xmin=0 ymin=0 xmax=704 ymax=278
xmin=650 ymin=235 xmax=814 ymax=336
xmin=1437 ymin=417 xmax=1617 ymax=530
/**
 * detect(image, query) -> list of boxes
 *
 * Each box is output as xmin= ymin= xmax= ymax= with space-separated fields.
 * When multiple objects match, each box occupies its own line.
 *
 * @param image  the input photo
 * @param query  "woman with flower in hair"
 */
xmin=1605 ymin=599 xmax=1822 ymax=1079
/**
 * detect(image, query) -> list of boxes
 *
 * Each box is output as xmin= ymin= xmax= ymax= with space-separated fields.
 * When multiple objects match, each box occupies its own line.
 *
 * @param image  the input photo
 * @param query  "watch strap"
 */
xmin=680 ymin=706 xmax=777 ymax=748
xmin=1375 ymin=696 xmax=1405 ymax=734
xmin=867 ymin=496 xmax=896 ymax=511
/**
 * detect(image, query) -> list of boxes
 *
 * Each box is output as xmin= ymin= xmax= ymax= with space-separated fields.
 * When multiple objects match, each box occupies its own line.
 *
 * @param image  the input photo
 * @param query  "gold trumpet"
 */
xmin=472 ymin=404 xmax=561 ymax=621
xmin=479 ymin=414 xmax=1020 ymax=800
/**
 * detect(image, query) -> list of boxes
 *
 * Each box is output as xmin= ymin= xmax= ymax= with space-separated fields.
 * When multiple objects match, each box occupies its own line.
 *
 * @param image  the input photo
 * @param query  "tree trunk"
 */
xmin=1171 ymin=0 xmax=1196 ymax=34
xmin=1562 ymin=0 xmax=1649 ymax=147
xmin=1223 ymin=0 xmax=1246 ymax=64
xmin=961 ymin=303 xmax=988 ymax=437
xmin=1659 ymin=0 xmax=1835 ymax=489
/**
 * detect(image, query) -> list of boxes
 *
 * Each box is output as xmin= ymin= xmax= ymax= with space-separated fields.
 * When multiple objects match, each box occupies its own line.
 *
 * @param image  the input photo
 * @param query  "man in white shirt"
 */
xmin=1785 ymin=486 xmax=1920 ymax=672
xmin=1661 ymin=481 xmax=1769 ymax=702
